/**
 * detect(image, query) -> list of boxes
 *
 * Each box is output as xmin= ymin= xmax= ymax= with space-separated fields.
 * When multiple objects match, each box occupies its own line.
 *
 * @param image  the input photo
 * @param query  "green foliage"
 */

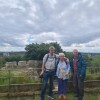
xmin=63 ymin=52 xmax=73 ymax=59
xmin=90 ymin=55 xmax=100 ymax=67
xmin=25 ymin=42 xmax=62 ymax=60
xmin=5 ymin=55 xmax=24 ymax=62
xmin=0 ymin=58 xmax=6 ymax=68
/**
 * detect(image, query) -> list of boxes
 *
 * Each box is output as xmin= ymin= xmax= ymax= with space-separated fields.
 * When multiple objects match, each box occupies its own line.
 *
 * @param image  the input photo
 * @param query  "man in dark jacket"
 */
xmin=70 ymin=49 xmax=86 ymax=100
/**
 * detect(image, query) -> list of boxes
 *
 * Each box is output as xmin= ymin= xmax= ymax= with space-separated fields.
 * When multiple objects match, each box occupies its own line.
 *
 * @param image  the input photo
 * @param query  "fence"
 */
xmin=0 ymin=67 xmax=100 ymax=97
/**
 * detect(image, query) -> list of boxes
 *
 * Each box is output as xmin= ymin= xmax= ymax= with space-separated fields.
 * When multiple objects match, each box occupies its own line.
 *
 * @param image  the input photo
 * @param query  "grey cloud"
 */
xmin=0 ymin=0 xmax=100 ymax=51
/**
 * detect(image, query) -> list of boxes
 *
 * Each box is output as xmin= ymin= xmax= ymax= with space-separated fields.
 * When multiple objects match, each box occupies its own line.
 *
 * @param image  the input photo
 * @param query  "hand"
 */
xmin=64 ymin=57 xmax=69 ymax=63
xmin=80 ymin=74 xmax=82 ymax=77
xmin=40 ymin=70 xmax=44 ymax=76
xmin=39 ymin=71 xmax=44 ymax=78
xmin=66 ymin=58 xmax=69 ymax=63
xmin=66 ymin=73 xmax=68 ymax=77
xmin=79 ymin=74 xmax=84 ymax=81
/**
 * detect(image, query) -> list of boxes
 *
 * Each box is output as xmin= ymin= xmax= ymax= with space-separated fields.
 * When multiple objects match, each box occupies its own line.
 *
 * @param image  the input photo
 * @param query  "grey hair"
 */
xmin=49 ymin=46 xmax=55 ymax=50
xmin=73 ymin=49 xmax=78 ymax=52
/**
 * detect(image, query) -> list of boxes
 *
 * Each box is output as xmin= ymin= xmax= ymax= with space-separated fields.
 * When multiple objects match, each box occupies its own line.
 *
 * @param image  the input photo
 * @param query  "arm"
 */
xmin=56 ymin=64 xmax=59 ymax=77
xmin=64 ymin=57 xmax=69 ymax=63
xmin=81 ymin=58 xmax=86 ymax=78
xmin=70 ymin=59 xmax=74 ymax=79
xmin=70 ymin=59 xmax=74 ymax=74
xmin=40 ymin=54 xmax=47 ymax=75
xmin=40 ymin=64 xmax=45 ymax=75
xmin=66 ymin=64 xmax=70 ymax=74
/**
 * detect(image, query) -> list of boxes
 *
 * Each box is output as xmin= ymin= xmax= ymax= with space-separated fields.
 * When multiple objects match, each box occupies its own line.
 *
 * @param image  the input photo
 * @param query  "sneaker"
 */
xmin=78 ymin=96 xmax=83 ymax=100
xmin=48 ymin=95 xmax=55 ymax=99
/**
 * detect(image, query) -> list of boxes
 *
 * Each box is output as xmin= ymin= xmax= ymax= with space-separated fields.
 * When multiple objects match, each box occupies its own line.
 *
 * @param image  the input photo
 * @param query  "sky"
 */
xmin=0 ymin=0 xmax=100 ymax=53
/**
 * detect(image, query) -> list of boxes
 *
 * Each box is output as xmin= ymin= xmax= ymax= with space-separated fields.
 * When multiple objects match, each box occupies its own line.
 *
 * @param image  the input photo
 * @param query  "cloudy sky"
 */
xmin=0 ymin=0 xmax=100 ymax=53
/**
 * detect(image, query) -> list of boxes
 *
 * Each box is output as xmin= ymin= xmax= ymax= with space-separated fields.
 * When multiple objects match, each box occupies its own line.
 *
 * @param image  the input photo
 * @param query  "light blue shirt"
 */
xmin=56 ymin=61 xmax=70 ymax=80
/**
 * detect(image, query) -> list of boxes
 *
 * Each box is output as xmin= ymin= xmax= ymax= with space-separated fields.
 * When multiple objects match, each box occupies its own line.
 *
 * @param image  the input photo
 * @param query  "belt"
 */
xmin=45 ymin=69 xmax=55 ymax=72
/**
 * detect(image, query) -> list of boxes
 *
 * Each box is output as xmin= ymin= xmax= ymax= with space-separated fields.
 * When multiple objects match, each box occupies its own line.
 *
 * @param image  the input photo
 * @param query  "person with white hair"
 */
xmin=40 ymin=46 xmax=69 ymax=100
xmin=56 ymin=53 xmax=70 ymax=100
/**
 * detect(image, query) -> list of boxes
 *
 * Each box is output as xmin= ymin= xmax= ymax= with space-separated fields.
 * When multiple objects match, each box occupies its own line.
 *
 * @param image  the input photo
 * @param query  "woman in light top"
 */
xmin=56 ymin=53 xmax=70 ymax=100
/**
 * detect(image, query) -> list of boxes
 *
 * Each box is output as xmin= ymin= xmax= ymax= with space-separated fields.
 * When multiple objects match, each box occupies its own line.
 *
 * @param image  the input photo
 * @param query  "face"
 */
xmin=73 ymin=50 xmax=78 ymax=57
xmin=59 ymin=56 xmax=65 ymax=61
xmin=49 ymin=48 xmax=55 ymax=54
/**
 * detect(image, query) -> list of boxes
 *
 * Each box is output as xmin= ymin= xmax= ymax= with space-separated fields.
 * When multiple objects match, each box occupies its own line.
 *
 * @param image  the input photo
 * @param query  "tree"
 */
xmin=5 ymin=55 xmax=24 ymax=63
xmin=25 ymin=42 xmax=62 ymax=60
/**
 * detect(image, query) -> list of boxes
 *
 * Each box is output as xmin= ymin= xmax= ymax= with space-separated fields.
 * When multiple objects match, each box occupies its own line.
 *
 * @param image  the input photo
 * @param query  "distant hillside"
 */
xmin=82 ymin=52 xmax=100 ymax=56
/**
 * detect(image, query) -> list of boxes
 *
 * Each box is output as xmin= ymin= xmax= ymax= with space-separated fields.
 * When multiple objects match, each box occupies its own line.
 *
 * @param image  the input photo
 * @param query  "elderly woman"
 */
xmin=56 ymin=53 xmax=70 ymax=100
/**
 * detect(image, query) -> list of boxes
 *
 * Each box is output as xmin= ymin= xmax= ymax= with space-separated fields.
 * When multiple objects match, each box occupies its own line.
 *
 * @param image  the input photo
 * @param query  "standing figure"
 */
xmin=70 ymin=49 xmax=86 ymax=100
xmin=56 ymin=53 xmax=70 ymax=100
xmin=40 ymin=46 xmax=58 ymax=100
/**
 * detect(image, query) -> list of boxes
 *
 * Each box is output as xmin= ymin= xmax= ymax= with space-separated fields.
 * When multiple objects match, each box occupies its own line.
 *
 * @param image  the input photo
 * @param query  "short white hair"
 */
xmin=59 ymin=53 xmax=65 ymax=57
xmin=49 ymin=46 xmax=55 ymax=50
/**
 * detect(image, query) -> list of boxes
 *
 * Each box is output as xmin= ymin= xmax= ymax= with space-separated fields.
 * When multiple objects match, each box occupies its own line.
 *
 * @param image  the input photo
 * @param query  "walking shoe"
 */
xmin=58 ymin=95 xmax=62 ymax=99
xmin=63 ymin=95 xmax=67 ymax=100
xmin=78 ymin=96 xmax=83 ymax=100
xmin=48 ymin=95 xmax=55 ymax=99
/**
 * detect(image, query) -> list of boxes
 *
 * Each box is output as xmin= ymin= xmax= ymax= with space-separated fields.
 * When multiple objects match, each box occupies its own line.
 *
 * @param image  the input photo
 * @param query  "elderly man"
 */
xmin=40 ymin=46 xmax=58 ymax=100
xmin=70 ymin=49 xmax=86 ymax=100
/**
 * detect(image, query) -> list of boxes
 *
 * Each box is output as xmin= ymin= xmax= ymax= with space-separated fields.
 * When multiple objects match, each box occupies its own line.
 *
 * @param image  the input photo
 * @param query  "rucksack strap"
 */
xmin=44 ymin=54 xmax=57 ymax=70
xmin=56 ymin=60 xmax=68 ymax=69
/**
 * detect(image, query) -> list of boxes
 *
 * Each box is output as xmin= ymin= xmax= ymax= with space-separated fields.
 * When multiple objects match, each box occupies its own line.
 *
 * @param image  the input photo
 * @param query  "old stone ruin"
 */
xmin=4 ymin=60 xmax=42 ymax=82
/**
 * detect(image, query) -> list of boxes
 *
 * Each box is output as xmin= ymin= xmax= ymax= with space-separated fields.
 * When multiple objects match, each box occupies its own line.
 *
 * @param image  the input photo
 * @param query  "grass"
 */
xmin=0 ymin=69 xmax=100 ymax=85
xmin=0 ymin=70 xmax=40 ymax=85
xmin=0 ymin=69 xmax=99 ymax=94
xmin=0 ymin=70 xmax=40 ymax=92
xmin=0 ymin=93 xmax=98 ymax=100
xmin=86 ymin=70 xmax=100 ymax=80
xmin=35 ymin=93 xmax=99 ymax=100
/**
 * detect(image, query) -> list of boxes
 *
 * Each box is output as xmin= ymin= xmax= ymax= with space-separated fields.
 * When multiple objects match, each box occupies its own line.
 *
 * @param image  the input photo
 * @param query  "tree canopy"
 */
xmin=25 ymin=42 xmax=62 ymax=60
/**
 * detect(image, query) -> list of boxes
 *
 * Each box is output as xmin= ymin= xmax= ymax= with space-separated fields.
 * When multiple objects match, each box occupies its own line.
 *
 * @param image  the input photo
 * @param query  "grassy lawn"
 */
xmin=0 ymin=70 xmax=39 ymax=85
xmin=35 ymin=93 xmax=99 ymax=100
xmin=0 ymin=93 xmax=99 ymax=100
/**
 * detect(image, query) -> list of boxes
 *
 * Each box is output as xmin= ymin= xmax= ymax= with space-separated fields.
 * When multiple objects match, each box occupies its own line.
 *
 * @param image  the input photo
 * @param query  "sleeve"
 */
xmin=66 ymin=64 xmax=70 ymax=74
xmin=43 ymin=54 xmax=48 ymax=65
xmin=55 ymin=54 xmax=59 ymax=59
xmin=81 ymin=58 xmax=86 ymax=76
xmin=56 ymin=64 xmax=59 ymax=77
xmin=70 ymin=59 xmax=74 ymax=74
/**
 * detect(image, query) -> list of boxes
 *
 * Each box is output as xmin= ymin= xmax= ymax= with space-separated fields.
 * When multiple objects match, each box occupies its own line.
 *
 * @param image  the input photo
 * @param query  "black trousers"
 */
xmin=73 ymin=72 xmax=84 ymax=97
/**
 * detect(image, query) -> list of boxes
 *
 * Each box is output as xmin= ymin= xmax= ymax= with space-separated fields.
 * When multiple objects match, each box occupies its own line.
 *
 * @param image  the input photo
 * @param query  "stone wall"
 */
xmin=5 ymin=61 xmax=17 ymax=68
xmin=5 ymin=60 xmax=42 ymax=68
xmin=18 ymin=61 xmax=27 ymax=68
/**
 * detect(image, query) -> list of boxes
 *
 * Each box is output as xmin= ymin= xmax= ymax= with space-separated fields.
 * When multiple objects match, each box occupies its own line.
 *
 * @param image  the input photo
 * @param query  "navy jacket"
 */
xmin=70 ymin=53 xmax=86 ymax=80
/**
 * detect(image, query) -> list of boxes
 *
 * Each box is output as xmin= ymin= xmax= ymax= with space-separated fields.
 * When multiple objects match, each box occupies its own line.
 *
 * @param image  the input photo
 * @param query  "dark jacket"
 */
xmin=70 ymin=53 xmax=86 ymax=80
